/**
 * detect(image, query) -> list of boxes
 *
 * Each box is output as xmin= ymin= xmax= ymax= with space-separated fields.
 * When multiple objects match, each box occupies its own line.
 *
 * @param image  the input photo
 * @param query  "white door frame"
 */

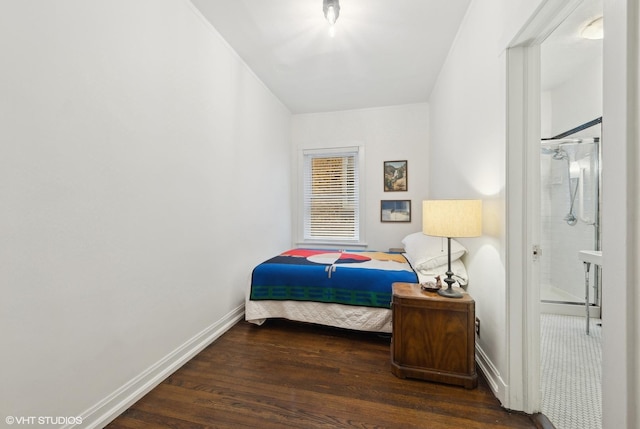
xmin=599 ymin=1 xmax=638 ymax=427
xmin=504 ymin=0 xmax=583 ymax=414
xmin=505 ymin=44 xmax=541 ymax=414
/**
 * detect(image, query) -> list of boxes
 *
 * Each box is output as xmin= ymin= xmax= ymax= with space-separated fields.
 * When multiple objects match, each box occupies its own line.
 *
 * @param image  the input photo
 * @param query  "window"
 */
xmin=302 ymin=147 xmax=362 ymax=244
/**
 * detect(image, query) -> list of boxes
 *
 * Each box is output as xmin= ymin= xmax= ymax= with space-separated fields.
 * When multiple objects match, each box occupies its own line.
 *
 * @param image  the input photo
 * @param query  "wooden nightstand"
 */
xmin=390 ymin=282 xmax=477 ymax=389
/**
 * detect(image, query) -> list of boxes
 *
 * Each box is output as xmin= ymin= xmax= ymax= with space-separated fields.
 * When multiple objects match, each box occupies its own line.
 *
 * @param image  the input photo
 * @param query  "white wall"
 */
xmin=0 ymin=1 xmax=291 ymax=426
xmin=427 ymin=0 xmax=545 ymax=405
xmin=542 ymin=60 xmax=603 ymax=138
xmin=291 ymin=104 xmax=430 ymax=251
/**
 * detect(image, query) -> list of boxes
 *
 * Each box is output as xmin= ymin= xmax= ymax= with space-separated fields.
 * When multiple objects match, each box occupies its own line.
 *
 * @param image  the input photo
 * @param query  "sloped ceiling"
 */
xmin=190 ymin=0 xmax=472 ymax=113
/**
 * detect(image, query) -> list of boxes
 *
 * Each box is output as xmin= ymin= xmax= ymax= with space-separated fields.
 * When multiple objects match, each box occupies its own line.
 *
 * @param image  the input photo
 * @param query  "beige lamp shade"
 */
xmin=423 ymin=200 xmax=482 ymax=238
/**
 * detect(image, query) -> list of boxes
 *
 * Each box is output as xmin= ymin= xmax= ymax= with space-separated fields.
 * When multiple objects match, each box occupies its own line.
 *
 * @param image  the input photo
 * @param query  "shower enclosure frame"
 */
xmin=540 ymin=118 xmax=602 ymax=310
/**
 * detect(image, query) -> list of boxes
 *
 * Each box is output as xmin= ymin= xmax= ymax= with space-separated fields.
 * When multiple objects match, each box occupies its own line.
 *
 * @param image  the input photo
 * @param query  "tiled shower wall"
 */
xmin=540 ymin=142 xmax=599 ymax=303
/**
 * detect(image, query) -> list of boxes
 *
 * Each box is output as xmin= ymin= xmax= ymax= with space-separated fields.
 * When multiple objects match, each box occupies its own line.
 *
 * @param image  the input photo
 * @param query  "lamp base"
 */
xmin=437 ymin=286 xmax=463 ymax=299
xmin=437 ymin=270 xmax=463 ymax=298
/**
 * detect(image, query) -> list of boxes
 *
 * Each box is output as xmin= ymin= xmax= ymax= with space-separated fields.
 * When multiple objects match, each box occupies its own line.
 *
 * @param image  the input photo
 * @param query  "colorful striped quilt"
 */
xmin=250 ymin=249 xmax=418 ymax=308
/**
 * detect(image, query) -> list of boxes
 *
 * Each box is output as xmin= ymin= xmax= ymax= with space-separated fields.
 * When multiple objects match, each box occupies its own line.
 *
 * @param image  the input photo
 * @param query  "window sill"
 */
xmin=295 ymin=240 xmax=368 ymax=250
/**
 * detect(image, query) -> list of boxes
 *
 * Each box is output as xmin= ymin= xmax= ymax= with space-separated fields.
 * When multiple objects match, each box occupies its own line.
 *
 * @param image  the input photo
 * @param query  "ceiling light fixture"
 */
xmin=581 ymin=16 xmax=604 ymax=40
xmin=323 ymin=0 xmax=340 ymax=25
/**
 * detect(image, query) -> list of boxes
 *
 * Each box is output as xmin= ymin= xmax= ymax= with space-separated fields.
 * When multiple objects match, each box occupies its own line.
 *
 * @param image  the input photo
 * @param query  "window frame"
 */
xmin=297 ymin=146 xmax=366 ymax=248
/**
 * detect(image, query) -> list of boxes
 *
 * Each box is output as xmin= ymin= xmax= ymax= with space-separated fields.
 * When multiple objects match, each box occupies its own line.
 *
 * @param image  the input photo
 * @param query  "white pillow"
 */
xmin=401 ymin=232 xmax=467 ymax=271
xmin=414 ymin=259 xmax=469 ymax=286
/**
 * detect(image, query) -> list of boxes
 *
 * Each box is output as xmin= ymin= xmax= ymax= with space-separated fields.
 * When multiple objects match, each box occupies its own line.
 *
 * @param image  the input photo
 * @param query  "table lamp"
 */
xmin=423 ymin=200 xmax=482 ymax=298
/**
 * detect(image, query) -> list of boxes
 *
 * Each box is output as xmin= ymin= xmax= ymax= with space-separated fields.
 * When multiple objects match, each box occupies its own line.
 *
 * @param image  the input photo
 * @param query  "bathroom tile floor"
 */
xmin=540 ymin=313 xmax=602 ymax=429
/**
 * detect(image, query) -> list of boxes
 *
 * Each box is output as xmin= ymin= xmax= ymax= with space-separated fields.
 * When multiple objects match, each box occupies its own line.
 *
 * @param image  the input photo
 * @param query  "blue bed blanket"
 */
xmin=250 ymin=249 xmax=418 ymax=308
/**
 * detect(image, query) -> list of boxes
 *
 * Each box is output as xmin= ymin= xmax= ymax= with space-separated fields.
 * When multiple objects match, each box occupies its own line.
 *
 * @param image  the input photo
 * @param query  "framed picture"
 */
xmin=381 ymin=200 xmax=411 ymax=223
xmin=384 ymin=160 xmax=408 ymax=192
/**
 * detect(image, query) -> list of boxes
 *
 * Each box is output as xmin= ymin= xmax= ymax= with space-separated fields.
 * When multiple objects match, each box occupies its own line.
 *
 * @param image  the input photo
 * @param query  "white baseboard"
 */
xmin=476 ymin=341 xmax=507 ymax=405
xmin=68 ymin=304 xmax=245 ymax=429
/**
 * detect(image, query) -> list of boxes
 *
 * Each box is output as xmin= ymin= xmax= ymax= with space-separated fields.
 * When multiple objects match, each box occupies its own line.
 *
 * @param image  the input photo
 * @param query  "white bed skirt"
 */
xmin=245 ymin=295 xmax=392 ymax=333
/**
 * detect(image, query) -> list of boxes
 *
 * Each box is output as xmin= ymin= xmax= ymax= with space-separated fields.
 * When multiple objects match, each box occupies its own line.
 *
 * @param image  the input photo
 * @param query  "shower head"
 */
xmin=552 ymin=149 xmax=569 ymax=160
xmin=541 ymin=142 xmax=559 ymax=155
xmin=540 ymin=142 xmax=569 ymax=160
xmin=540 ymin=145 xmax=569 ymax=160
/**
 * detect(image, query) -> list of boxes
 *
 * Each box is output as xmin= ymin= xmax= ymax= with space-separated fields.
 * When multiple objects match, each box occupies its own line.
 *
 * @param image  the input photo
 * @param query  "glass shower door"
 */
xmin=539 ymin=138 xmax=600 ymax=306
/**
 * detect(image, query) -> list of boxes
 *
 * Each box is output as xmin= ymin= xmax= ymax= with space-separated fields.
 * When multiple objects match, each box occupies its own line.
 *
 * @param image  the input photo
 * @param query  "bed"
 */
xmin=245 ymin=233 xmax=470 ymax=333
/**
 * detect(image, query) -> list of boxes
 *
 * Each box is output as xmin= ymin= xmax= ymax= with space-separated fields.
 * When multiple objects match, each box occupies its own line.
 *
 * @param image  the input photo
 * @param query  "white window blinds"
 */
xmin=303 ymin=149 xmax=360 ymax=242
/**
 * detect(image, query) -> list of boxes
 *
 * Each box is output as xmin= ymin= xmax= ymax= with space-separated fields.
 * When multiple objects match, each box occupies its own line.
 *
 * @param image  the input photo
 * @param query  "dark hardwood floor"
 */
xmin=107 ymin=319 xmax=537 ymax=428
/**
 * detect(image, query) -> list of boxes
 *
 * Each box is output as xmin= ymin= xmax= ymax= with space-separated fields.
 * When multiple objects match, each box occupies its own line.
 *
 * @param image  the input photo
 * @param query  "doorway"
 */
xmin=507 ymin=0 xmax=637 ymax=427
xmin=539 ymin=0 xmax=603 ymax=317
xmin=505 ymin=0 xmax=604 ymax=425
xmin=538 ymin=1 xmax=603 ymax=427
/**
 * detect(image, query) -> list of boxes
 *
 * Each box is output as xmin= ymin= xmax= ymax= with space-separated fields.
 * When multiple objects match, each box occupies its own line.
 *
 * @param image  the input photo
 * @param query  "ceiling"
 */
xmin=190 ymin=0 xmax=472 ymax=114
xmin=540 ymin=0 xmax=603 ymax=91
xmin=189 ymin=0 xmax=602 ymax=114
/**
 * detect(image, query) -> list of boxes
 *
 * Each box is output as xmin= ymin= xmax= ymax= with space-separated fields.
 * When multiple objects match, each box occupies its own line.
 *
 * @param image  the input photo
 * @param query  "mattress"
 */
xmin=245 ymin=298 xmax=394 ymax=332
